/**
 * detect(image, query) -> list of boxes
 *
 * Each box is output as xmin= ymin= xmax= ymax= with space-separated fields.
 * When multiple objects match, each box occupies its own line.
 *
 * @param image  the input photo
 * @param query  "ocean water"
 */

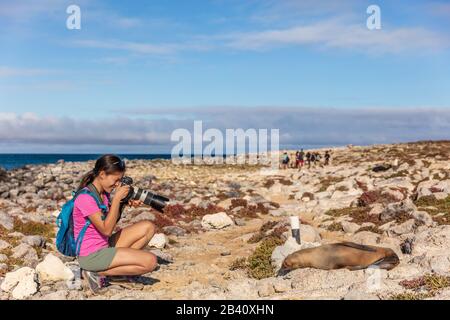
xmin=0 ymin=154 xmax=172 ymax=170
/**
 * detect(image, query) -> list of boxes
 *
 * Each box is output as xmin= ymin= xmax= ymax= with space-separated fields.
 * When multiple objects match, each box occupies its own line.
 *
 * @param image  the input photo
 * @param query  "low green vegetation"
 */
xmin=414 ymin=195 xmax=450 ymax=225
xmin=229 ymin=236 xmax=284 ymax=280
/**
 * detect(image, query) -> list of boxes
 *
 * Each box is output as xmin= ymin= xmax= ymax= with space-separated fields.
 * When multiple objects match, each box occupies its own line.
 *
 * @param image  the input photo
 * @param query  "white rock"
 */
xmin=226 ymin=279 xmax=259 ymax=299
xmin=257 ymin=281 xmax=275 ymax=297
xmin=0 ymin=211 xmax=14 ymax=230
xmin=39 ymin=290 xmax=68 ymax=300
xmin=389 ymin=219 xmax=416 ymax=235
xmin=217 ymin=199 xmax=232 ymax=210
xmin=36 ymin=254 xmax=74 ymax=282
xmin=11 ymin=243 xmax=38 ymax=262
xmin=341 ymin=221 xmax=360 ymax=234
xmin=299 ymin=224 xmax=322 ymax=243
xmin=411 ymin=211 xmax=433 ymax=226
xmin=0 ymin=239 xmax=10 ymax=251
xmin=352 ymin=231 xmax=381 ymax=245
xmin=0 ymin=267 xmax=37 ymax=300
xmin=148 ymin=233 xmax=167 ymax=249
xmin=429 ymin=254 xmax=450 ymax=275
xmin=201 ymin=212 xmax=233 ymax=230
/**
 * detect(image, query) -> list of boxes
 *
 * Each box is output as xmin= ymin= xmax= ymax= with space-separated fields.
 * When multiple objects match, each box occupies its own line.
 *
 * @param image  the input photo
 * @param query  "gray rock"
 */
xmin=162 ymin=226 xmax=187 ymax=236
xmin=380 ymin=199 xmax=416 ymax=222
xmin=257 ymin=281 xmax=275 ymax=297
xmin=22 ymin=235 xmax=46 ymax=248
xmin=343 ymin=289 xmax=380 ymax=300
xmin=0 ymin=254 xmax=7 ymax=263
xmin=273 ymin=280 xmax=292 ymax=293
xmin=411 ymin=211 xmax=434 ymax=226
xmin=0 ymin=263 xmax=7 ymax=273
xmin=39 ymin=290 xmax=68 ymax=300
xmin=269 ymin=208 xmax=288 ymax=217
xmin=341 ymin=221 xmax=360 ymax=234
xmin=131 ymin=211 xmax=156 ymax=223
xmin=234 ymin=218 xmax=246 ymax=226
xmin=226 ymin=279 xmax=259 ymax=299
xmin=299 ymin=224 xmax=322 ymax=243
xmin=352 ymin=231 xmax=381 ymax=245
xmin=0 ymin=211 xmax=14 ymax=230
xmin=389 ymin=219 xmax=416 ymax=235
xmin=0 ymin=239 xmax=11 ymax=251
xmin=11 ymin=243 xmax=38 ymax=265
xmin=429 ymin=254 xmax=450 ymax=275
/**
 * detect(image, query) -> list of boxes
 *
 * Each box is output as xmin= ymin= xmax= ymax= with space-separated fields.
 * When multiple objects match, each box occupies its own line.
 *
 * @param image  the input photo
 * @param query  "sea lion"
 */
xmin=280 ymin=242 xmax=399 ymax=274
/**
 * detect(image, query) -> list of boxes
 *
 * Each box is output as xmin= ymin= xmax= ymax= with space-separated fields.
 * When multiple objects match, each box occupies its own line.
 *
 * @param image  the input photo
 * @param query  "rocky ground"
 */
xmin=1 ymin=140 xmax=450 ymax=300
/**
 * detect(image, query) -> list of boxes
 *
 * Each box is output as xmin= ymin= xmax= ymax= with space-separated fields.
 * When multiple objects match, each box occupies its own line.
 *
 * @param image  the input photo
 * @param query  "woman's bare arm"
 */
xmin=87 ymin=185 xmax=130 ymax=237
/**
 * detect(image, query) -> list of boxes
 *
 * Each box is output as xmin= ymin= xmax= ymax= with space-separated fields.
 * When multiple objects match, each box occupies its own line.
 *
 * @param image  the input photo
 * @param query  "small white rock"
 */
xmin=36 ymin=254 xmax=74 ymax=282
xmin=201 ymin=212 xmax=234 ymax=230
xmin=148 ymin=233 xmax=167 ymax=249
xmin=0 ymin=267 xmax=37 ymax=300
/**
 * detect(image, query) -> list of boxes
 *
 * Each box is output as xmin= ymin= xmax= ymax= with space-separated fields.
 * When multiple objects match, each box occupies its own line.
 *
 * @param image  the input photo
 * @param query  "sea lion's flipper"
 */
xmin=336 ymin=242 xmax=377 ymax=252
xmin=277 ymin=268 xmax=291 ymax=277
xmin=346 ymin=265 xmax=367 ymax=271
xmin=369 ymin=255 xmax=400 ymax=270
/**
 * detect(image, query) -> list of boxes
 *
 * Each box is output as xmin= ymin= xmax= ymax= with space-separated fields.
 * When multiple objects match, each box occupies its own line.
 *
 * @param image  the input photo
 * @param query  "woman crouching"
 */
xmin=73 ymin=154 xmax=157 ymax=293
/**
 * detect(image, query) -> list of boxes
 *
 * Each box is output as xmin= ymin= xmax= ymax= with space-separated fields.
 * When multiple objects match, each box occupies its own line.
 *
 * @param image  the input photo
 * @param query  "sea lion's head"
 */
xmin=375 ymin=248 xmax=400 ymax=270
xmin=282 ymin=251 xmax=305 ymax=270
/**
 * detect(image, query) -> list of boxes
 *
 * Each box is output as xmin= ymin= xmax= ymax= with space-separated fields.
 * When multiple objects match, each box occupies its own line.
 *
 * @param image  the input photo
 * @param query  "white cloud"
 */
xmin=223 ymin=20 xmax=449 ymax=53
xmin=0 ymin=66 xmax=57 ymax=77
xmin=70 ymin=18 xmax=449 ymax=57
xmin=1 ymin=107 xmax=450 ymax=153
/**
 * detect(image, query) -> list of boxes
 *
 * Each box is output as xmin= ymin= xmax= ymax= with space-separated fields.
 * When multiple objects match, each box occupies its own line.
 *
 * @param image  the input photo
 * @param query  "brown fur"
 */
xmin=281 ymin=242 xmax=400 ymax=272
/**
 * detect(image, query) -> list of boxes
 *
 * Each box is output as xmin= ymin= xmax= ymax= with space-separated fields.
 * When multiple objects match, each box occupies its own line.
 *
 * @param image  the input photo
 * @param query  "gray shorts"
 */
xmin=78 ymin=247 xmax=117 ymax=272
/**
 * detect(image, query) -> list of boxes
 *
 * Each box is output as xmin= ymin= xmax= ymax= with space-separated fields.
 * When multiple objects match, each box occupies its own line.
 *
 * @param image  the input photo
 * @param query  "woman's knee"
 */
xmin=142 ymin=253 xmax=157 ymax=272
xmin=137 ymin=220 xmax=155 ymax=238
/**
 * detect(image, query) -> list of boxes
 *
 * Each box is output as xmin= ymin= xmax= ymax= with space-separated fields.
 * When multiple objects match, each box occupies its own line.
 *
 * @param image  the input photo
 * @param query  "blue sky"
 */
xmin=0 ymin=0 xmax=449 ymax=153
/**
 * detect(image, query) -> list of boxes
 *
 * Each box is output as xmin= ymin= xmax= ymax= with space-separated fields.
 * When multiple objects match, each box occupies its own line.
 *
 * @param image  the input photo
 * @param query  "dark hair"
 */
xmin=77 ymin=154 xmax=126 ymax=191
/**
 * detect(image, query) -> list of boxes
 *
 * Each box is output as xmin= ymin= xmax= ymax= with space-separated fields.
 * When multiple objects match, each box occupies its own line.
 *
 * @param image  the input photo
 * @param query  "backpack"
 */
xmin=55 ymin=185 xmax=109 ymax=257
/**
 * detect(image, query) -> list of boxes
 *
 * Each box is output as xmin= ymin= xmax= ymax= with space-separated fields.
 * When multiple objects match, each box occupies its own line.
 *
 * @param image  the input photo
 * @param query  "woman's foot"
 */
xmin=81 ymin=270 xmax=108 ymax=294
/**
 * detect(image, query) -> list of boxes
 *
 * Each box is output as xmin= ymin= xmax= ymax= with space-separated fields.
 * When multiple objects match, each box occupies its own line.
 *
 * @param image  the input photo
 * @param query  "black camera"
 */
xmin=119 ymin=176 xmax=169 ymax=213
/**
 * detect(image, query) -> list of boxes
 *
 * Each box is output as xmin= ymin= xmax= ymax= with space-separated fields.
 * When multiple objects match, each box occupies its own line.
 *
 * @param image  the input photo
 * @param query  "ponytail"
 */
xmin=77 ymin=170 xmax=96 ymax=192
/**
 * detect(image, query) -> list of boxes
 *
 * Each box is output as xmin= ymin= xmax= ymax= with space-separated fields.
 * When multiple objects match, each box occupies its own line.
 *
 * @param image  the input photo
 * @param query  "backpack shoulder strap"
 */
xmin=84 ymin=184 xmax=108 ymax=213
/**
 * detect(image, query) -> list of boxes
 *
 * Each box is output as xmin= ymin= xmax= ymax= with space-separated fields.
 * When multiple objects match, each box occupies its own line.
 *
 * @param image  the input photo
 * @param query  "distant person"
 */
xmin=295 ymin=151 xmax=300 ymax=168
xmin=306 ymin=152 xmax=311 ymax=169
xmin=299 ymin=149 xmax=305 ymax=168
xmin=324 ymin=150 xmax=331 ymax=165
xmin=315 ymin=152 xmax=321 ymax=165
xmin=310 ymin=153 xmax=316 ymax=167
xmin=281 ymin=152 xmax=290 ymax=170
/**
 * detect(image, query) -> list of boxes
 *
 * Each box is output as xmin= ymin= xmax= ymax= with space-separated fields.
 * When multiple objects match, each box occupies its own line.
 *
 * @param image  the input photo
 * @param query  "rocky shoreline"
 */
xmin=1 ymin=140 xmax=450 ymax=300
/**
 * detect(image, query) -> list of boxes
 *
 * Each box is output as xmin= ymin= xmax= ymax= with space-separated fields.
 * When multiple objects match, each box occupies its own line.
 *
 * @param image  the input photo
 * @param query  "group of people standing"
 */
xmin=281 ymin=149 xmax=331 ymax=169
